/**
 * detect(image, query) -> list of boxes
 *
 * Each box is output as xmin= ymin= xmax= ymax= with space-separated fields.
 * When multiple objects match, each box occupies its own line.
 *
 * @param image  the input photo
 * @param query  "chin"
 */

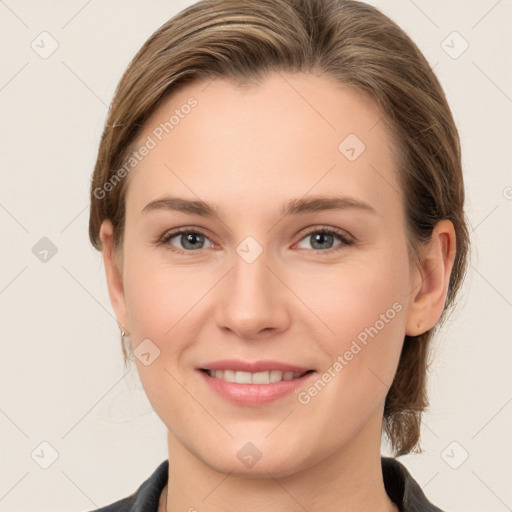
xmin=211 ymin=458 xmax=301 ymax=479
xmin=197 ymin=440 xmax=312 ymax=479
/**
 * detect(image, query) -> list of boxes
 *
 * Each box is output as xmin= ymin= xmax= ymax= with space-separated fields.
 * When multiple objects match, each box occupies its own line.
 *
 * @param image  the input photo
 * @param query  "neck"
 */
xmin=161 ymin=411 xmax=398 ymax=512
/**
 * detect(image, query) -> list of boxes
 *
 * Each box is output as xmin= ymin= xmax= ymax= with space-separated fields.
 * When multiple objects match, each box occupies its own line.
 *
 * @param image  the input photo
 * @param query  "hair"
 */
xmin=88 ymin=0 xmax=470 ymax=457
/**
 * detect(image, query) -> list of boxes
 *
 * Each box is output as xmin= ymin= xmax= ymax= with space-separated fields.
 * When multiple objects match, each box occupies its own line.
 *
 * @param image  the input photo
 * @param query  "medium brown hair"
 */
xmin=88 ymin=0 xmax=470 ymax=456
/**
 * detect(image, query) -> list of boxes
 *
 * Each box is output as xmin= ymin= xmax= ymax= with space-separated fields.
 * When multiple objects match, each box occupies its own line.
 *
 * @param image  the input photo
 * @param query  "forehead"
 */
xmin=124 ymin=72 xmax=401 ymax=219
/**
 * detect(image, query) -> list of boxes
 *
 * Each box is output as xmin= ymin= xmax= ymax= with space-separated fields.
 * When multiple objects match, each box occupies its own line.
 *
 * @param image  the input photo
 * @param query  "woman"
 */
xmin=88 ymin=0 xmax=469 ymax=510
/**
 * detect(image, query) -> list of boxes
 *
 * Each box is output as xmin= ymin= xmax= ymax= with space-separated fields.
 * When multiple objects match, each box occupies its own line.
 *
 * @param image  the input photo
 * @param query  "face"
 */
xmin=101 ymin=72 xmax=425 ymax=477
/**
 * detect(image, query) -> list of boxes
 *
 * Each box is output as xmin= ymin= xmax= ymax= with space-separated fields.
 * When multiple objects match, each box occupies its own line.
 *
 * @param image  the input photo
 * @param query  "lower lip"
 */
xmin=197 ymin=370 xmax=316 ymax=406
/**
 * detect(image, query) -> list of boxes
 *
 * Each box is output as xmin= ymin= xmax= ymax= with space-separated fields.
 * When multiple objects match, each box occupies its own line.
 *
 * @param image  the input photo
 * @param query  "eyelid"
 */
xmin=299 ymin=225 xmax=353 ymax=243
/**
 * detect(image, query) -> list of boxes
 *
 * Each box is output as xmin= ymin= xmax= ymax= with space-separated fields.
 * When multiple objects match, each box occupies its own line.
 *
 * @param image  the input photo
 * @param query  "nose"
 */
xmin=214 ymin=247 xmax=291 ymax=340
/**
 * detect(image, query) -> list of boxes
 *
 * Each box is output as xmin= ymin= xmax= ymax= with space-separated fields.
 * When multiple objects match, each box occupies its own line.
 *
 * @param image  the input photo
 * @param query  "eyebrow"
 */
xmin=141 ymin=194 xmax=377 ymax=217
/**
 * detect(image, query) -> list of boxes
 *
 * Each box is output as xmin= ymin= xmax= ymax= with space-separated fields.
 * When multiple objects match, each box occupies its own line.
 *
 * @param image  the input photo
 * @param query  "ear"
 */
xmin=405 ymin=219 xmax=457 ymax=336
xmin=99 ymin=220 xmax=130 ymax=334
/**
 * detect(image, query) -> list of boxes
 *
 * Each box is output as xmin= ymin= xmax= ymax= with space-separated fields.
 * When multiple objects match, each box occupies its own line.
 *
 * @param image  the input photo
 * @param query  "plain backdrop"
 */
xmin=0 ymin=1 xmax=511 ymax=511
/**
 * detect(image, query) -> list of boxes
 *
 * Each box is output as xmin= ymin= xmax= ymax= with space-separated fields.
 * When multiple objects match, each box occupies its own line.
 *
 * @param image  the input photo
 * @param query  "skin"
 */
xmin=99 ymin=72 xmax=456 ymax=512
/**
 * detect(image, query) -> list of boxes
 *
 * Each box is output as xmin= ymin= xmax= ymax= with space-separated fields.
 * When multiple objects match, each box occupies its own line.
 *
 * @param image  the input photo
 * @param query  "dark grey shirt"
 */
xmin=88 ymin=457 xmax=444 ymax=512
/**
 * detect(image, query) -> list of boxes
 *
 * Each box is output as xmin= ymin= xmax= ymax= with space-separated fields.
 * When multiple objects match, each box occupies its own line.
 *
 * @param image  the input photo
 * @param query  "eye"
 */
xmin=159 ymin=228 xmax=214 ymax=253
xmin=295 ymin=227 xmax=353 ymax=252
xmin=158 ymin=226 xmax=353 ymax=255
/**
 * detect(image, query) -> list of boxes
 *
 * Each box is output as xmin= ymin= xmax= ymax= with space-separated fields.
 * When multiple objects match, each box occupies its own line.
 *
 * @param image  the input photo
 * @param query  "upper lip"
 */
xmin=198 ymin=359 xmax=315 ymax=373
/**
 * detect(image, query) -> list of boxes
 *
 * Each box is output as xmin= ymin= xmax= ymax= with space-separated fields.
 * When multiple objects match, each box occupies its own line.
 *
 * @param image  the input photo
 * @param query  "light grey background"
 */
xmin=0 ymin=1 xmax=511 ymax=511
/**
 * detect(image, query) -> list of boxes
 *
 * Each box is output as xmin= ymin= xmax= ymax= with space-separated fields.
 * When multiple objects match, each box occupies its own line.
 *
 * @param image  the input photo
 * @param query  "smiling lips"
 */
xmin=199 ymin=358 xmax=315 ymax=383
xmin=197 ymin=359 xmax=317 ymax=404
xmin=202 ymin=368 xmax=312 ymax=384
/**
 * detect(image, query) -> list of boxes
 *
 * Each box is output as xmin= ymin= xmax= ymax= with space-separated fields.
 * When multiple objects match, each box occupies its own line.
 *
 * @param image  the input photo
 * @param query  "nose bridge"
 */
xmin=232 ymin=241 xmax=272 ymax=298
xmin=215 ymin=236 xmax=289 ymax=337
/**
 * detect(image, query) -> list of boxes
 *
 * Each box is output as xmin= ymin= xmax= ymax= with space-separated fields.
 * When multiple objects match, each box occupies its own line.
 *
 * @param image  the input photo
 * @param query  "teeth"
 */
xmin=206 ymin=369 xmax=306 ymax=384
xmin=235 ymin=371 xmax=252 ymax=384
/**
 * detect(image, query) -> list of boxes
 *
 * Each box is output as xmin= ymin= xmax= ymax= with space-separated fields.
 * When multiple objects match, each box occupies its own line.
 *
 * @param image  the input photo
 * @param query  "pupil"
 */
xmin=313 ymin=233 xmax=333 ymax=249
xmin=183 ymin=233 xmax=203 ymax=249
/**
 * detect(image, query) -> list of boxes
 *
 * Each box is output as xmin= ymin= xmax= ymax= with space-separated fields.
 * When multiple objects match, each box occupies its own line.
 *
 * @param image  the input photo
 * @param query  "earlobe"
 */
xmin=99 ymin=220 xmax=130 ymax=334
xmin=405 ymin=220 xmax=457 ymax=336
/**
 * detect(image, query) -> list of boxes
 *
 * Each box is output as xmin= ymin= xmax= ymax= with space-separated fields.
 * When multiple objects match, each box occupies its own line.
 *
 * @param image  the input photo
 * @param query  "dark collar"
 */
xmin=381 ymin=457 xmax=444 ymax=511
xmin=90 ymin=457 xmax=444 ymax=512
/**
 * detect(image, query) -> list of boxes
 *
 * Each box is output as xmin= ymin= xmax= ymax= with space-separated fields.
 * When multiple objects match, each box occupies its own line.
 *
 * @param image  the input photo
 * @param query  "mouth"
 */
xmin=199 ymin=368 xmax=316 ymax=384
xmin=195 ymin=359 xmax=317 ymax=405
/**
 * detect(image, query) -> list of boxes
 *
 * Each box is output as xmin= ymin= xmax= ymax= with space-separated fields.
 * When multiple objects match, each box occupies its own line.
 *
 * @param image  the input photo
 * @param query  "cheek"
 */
xmin=293 ymin=248 xmax=409 ymax=393
xmin=300 ymin=249 xmax=409 ymax=341
xmin=123 ymin=250 xmax=201 ymax=340
xmin=286 ymin=251 xmax=409 ymax=449
xmin=121 ymin=257 xmax=202 ymax=421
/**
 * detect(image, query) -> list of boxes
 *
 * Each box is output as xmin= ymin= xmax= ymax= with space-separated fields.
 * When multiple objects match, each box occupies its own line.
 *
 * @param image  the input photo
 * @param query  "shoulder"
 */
xmin=381 ymin=456 xmax=446 ymax=512
xmin=86 ymin=459 xmax=168 ymax=512
xmin=86 ymin=495 xmax=137 ymax=512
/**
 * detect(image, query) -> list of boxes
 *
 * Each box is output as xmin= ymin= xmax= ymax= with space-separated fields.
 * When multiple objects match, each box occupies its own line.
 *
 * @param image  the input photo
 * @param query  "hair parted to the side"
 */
xmin=88 ymin=0 xmax=469 ymax=457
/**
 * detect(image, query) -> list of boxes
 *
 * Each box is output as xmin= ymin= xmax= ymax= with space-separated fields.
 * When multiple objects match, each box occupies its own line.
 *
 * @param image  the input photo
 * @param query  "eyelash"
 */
xmin=156 ymin=226 xmax=354 ymax=256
